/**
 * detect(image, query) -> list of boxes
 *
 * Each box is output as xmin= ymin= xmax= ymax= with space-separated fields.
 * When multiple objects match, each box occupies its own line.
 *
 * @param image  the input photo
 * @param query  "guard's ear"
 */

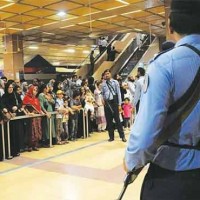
xmin=169 ymin=26 xmax=174 ymax=34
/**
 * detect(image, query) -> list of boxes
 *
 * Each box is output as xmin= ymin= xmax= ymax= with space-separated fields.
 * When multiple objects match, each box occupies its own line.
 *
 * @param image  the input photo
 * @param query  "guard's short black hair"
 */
xmin=103 ymin=69 xmax=111 ymax=75
xmin=169 ymin=0 xmax=200 ymax=34
xmin=137 ymin=67 xmax=145 ymax=76
xmin=161 ymin=41 xmax=175 ymax=51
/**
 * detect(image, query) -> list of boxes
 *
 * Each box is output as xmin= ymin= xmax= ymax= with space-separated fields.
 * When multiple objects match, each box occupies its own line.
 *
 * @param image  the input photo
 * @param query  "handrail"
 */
xmin=1 ymin=109 xmax=89 ymax=161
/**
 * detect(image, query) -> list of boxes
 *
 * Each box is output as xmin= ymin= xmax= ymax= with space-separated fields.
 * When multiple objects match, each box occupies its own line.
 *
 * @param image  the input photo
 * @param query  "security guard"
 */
xmin=124 ymin=0 xmax=200 ymax=199
xmin=102 ymin=69 xmax=127 ymax=142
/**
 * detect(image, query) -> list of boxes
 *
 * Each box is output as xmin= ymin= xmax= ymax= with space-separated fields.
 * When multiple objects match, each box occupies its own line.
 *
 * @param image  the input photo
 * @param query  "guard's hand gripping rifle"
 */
xmin=117 ymin=167 xmax=143 ymax=200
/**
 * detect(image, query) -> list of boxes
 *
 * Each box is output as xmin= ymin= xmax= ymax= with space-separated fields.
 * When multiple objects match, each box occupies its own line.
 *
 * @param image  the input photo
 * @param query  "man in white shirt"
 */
xmin=133 ymin=67 xmax=145 ymax=113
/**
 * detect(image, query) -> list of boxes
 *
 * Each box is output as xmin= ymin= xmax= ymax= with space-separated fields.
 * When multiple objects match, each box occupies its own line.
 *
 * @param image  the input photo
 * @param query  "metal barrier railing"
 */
xmin=1 ymin=109 xmax=89 ymax=161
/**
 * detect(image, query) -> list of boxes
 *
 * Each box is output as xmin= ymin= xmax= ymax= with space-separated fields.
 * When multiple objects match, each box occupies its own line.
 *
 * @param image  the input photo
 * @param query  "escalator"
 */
xmin=93 ymin=32 xmax=136 ymax=80
xmin=117 ymin=35 xmax=154 ymax=79
xmin=74 ymin=33 xmax=125 ymax=77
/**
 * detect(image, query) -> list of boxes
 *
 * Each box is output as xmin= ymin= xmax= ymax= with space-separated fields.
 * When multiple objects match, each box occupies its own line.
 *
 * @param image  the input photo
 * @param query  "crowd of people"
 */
xmin=0 ymin=70 xmax=144 ymax=161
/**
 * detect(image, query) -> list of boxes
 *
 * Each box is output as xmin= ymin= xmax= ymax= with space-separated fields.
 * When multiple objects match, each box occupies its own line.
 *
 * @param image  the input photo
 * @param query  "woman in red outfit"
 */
xmin=23 ymin=86 xmax=43 ymax=151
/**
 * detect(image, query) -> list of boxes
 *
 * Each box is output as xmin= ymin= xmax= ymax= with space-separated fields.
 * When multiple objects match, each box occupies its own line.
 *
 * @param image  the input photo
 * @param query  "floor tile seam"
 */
xmin=0 ymin=140 xmax=107 ymax=175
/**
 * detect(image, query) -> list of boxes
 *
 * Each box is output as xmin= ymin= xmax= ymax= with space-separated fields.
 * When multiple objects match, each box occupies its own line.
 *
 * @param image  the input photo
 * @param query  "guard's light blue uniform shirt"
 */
xmin=102 ymin=79 xmax=122 ymax=105
xmin=125 ymin=34 xmax=200 ymax=171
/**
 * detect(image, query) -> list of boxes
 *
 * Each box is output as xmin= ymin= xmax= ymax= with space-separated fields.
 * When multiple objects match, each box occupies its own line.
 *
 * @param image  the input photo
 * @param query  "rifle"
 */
xmin=117 ymin=44 xmax=200 ymax=199
xmin=117 ymin=167 xmax=143 ymax=200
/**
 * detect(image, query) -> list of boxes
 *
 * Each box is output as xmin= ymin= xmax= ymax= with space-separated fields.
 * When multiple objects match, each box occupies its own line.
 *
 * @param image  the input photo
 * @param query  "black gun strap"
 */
xmin=156 ymin=44 xmax=200 ymax=149
xmin=106 ymin=80 xmax=116 ymax=96
xmin=168 ymin=44 xmax=200 ymax=114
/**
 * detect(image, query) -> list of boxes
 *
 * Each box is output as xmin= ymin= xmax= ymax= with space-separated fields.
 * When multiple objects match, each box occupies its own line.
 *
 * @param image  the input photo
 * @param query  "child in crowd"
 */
xmin=55 ymin=90 xmax=66 ymax=145
xmin=84 ymin=89 xmax=95 ymax=120
xmin=62 ymin=97 xmax=73 ymax=142
xmin=70 ymin=91 xmax=82 ymax=141
xmin=122 ymin=97 xmax=133 ymax=130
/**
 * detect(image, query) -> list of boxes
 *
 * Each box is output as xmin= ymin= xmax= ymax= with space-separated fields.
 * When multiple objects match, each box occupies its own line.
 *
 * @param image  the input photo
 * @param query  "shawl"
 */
xmin=23 ymin=86 xmax=42 ymax=112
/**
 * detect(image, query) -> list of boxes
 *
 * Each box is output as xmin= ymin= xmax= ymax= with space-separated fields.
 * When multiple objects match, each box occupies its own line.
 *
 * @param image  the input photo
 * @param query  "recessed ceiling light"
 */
xmin=83 ymin=50 xmax=90 ymax=54
xmin=64 ymin=49 xmax=75 ymax=53
xmin=53 ymin=61 xmax=60 ymax=65
xmin=28 ymin=46 xmax=39 ymax=50
xmin=57 ymin=11 xmax=66 ymax=17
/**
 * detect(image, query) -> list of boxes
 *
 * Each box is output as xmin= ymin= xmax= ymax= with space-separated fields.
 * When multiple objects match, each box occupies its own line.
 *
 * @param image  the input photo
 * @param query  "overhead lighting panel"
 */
xmin=0 ymin=2 xmax=14 ymax=10
xmin=121 ymin=10 xmax=142 ymax=15
xmin=115 ymin=0 xmax=129 ymax=5
xmin=64 ymin=49 xmax=75 ymax=53
xmin=98 ymin=15 xmax=117 ymax=20
xmin=28 ymin=46 xmax=39 ymax=50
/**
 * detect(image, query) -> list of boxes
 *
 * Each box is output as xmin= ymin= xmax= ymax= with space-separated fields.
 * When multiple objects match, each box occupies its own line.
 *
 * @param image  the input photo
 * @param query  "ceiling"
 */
xmin=0 ymin=0 xmax=166 ymax=67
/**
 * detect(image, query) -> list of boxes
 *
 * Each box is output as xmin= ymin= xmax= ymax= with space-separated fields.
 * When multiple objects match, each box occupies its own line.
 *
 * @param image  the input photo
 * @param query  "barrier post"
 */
xmin=49 ymin=116 xmax=53 ymax=147
xmin=85 ymin=111 xmax=89 ymax=138
xmin=1 ymin=124 xmax=5 ymax=160
xmin=7 ymin=121 xmax=12 ymax=159
xmin=82 ymin=109 xmax=86 ymax=139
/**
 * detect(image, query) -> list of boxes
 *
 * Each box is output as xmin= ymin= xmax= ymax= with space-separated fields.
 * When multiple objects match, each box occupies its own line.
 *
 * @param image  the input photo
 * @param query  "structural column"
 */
xmin=164 ymin=0 xmax=172 ymax=39
xmin=3 ymin=34 xmax=24 ymax=79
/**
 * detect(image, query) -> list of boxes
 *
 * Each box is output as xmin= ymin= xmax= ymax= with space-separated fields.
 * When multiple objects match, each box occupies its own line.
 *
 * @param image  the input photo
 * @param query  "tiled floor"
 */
xmin=0 ymin=131 xmax=147 ymax=200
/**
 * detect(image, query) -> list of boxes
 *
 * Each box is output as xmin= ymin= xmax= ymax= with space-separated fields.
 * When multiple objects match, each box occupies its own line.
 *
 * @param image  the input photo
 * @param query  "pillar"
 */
xmin=3 ymin=34 xmax=24 ymax=80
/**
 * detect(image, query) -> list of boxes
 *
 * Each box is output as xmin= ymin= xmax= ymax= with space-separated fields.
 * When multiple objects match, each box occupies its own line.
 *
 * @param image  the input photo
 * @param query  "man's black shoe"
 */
xmin=108 ymin=139 xmax=114 ymax=142
xmin=122 ymin=137 xmax=127 ymax=142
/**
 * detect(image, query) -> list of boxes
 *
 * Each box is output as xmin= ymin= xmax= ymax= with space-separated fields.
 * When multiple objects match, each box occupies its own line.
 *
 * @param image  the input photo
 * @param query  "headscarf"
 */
xmin=23 ymin=85 xmax=42 ymax=112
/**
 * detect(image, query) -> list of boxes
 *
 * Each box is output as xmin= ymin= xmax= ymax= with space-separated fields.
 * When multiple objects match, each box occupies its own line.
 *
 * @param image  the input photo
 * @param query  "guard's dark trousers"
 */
xmin=141 ymin=163 xmax=200 ymax=200
xmin=104 ymin=100 xmax=124 ymax=140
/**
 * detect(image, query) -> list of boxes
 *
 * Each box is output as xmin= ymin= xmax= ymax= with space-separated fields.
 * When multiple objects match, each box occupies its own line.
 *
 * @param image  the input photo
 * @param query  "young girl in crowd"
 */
xmin=122 ymin=97 xmax=133 ymax=130
xmin=94 ymin=81 xmax=106 ymax=132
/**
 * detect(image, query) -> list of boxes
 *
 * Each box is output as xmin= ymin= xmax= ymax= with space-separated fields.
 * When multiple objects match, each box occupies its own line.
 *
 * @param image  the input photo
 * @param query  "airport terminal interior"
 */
xmin=0 ymin=0 xmax=170 ymax=200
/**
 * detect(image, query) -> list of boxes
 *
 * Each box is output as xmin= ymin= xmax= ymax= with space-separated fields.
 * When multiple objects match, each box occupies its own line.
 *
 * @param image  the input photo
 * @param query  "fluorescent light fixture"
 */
xmin=28 ymin=46 xmax=39 ymax=50
xmin=57 ymin=11 xmax=66 ymax=17
xmin=9 ymin=28 xmax=23 ymax=31
xmin=117 ymin=29 xmax=132 ymax=33
xmin=83 ymin=50 xmax=90 ymax=54
xmin=53 ymin=61 xmax=60 ymax=65
xmin=83 ymin=11 xmax=101 ymax=16
xmin=115 ymin=0 xmax=129 ymax=5
xmin=61 ymin=16 xmax=78 ymax=21
xmin=78 ymin=20 xmax=95 ymax=25
xmin=60 ymin=24 xmax=75 ymax=29
xmin=106 ymin=5 xmax=126 ymax=11
xmin=121 ymin=10 xmax=142 ymax=15
xmin=26 ymin=26 xmax=40 ymax=30
xmin=0 ymin=2 xmax=14 ymax=10
xmin=43 ymin=21 xmax=57 ymax=26
xmin=64 ymin=49 xmax=75 ymax=53
xmin=42 ymin=32 xmax=55 ymax=35
xmin=98 ymin=15 xmax=117 ymax=20
xmin=56 ymin=68 xmax=78 ymax=73
xmin=134 ymin=28 xmax=143 ymax=32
